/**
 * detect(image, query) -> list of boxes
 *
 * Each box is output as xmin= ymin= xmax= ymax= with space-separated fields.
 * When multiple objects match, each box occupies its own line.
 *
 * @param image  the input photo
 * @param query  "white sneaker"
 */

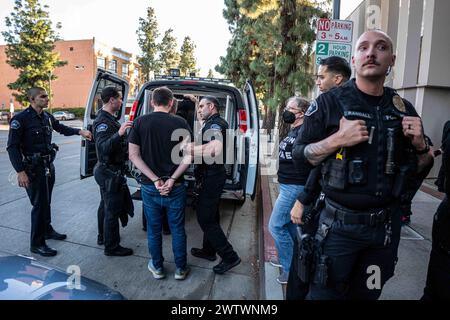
xmin=147 ymin=259 xmax=166 ymax=279
xmin=174 ymin=267 xmax=190 ymax=280
xmin=269 ymin=257 xmax=282 ymax=268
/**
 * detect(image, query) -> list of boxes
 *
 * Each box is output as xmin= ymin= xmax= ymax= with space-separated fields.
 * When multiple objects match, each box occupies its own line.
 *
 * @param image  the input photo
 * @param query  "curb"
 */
xmin=259 ymin=173 xmax=284 ymax=300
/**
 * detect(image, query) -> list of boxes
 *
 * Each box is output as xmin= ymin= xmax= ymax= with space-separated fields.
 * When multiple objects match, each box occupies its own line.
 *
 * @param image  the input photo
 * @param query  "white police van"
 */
xmin=80 ymin=69 xmax=259 ymax=204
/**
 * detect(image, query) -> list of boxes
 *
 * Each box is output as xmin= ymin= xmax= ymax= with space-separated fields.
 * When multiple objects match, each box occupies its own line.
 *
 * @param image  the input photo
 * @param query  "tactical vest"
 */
xmin=321 ymin=80 xmax=417 ymax=200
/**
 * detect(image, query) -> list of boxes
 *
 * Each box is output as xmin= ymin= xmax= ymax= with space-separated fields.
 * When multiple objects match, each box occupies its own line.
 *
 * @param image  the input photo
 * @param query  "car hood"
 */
xmin=0 ymin=256 xmax=125 ymax=300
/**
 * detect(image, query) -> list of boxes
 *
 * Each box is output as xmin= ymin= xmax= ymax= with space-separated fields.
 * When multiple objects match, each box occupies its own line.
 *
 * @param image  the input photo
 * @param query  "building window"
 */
xmin=108 ymin=60 xmax=117 ymax=73
xmin=97 ymin=57 xmax=106 ymax=69
xmin=122 ymin=64 xmax=129 ymax=76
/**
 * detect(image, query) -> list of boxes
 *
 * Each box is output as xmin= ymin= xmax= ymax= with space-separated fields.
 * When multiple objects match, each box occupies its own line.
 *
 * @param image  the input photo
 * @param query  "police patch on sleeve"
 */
xmin=305 ymin=100 xmax=318 ymax=117
xmin=10 ymin=120 xmax=21 ymax=130
xmin=210 ymin=124 xmax=222 ymax=130
xmin=96 ymin=123 xmax=108 ymax=133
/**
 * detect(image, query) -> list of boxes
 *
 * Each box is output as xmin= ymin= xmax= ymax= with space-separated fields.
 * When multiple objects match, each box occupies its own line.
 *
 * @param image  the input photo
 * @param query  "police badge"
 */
xmin=392 ymin=95 xmax=406 ymax=113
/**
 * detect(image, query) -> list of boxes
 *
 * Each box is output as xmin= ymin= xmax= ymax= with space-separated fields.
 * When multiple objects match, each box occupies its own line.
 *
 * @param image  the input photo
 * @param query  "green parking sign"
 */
xmin=316 ymin=41 xmax=351 ymax=65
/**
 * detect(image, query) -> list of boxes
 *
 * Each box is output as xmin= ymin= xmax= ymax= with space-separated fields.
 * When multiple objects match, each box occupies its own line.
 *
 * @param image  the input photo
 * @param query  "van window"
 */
xmin=90 ymin=79 xmax=125 ymax=119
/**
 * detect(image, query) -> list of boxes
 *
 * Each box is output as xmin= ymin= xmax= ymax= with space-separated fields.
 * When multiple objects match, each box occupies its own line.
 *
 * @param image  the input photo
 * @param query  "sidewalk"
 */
xmin=259 ymin=168 xmax=442 ymax=300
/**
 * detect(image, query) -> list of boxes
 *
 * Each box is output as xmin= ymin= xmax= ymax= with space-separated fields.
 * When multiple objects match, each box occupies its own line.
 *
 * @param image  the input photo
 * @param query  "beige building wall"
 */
xmin=346 ymin=0 xmax=450 ymax=177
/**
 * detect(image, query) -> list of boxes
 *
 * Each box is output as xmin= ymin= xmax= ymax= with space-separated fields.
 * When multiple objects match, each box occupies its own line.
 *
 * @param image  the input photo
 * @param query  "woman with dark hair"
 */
xmin=268 ymin=96 xmax=310 ymax=284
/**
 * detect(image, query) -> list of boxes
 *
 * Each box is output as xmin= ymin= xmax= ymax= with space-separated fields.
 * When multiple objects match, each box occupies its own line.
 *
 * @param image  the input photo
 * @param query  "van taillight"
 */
xmin=129 ymin=100 xmax=138 ymax=121
xmin=238 ymin=110 xmax=247 ymax=133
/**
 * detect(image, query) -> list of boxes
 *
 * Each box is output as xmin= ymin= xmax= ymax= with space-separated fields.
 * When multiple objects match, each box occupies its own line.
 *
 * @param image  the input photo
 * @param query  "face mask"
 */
xmin=282 ymin=110 xmax=296 ymax=124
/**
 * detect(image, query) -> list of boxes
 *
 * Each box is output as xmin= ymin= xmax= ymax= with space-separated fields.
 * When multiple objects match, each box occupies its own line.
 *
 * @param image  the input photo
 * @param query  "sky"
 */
xmin=0 ymin=0 xmax=364 ymax=77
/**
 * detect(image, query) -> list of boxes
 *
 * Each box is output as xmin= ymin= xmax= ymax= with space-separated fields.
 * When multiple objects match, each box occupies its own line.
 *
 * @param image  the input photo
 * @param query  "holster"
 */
xmin=296 ymin=226 xmax=315 ymax=283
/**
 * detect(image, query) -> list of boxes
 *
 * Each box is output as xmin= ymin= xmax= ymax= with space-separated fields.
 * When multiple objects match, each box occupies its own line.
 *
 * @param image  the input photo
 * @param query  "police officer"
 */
xmin=295 ymin=30 xmax=434 ymax=299
xmin=187 ymin=96 xmax=241 ymax=274
xmin=287 ymin=56 xmax=351 ymax=300
xmin=93 ymin=86 xmax=134 ymax=256
xmin=7 ymin=87 xmax=92 ymax=257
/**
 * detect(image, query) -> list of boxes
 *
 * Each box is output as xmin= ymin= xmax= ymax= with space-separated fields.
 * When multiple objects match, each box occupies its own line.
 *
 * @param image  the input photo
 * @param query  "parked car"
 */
xmin=0 ymin=111 xmax=10 ymax=121
xmin=80 ymin=69 xmax=259 ymax=206
xmin=53 ymin=111 xmax=75 ymax=121
xmin=0 ymin=251 xmax=125 ymax=300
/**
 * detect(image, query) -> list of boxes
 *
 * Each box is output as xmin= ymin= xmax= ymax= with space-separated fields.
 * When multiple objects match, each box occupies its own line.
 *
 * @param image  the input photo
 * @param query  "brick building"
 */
xmin=0 ymin=38 xmax=140 ymax=110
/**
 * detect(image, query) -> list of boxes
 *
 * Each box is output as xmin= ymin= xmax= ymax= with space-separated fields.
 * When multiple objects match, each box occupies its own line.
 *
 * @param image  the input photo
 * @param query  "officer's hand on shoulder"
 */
xmin=119 ymin=121 xmax=134 ymax=136
xmin=17 ymin=171 xmax=30 ymax=189
xmin=336 ymin=117 xmax=369 ymax=147
xmin=402 ymin=116 xmax=426 ymax=150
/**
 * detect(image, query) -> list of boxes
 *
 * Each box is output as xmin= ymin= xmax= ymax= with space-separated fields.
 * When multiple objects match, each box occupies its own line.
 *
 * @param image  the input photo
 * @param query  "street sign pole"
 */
xmin=333 ymin=0 xmax=341 ymax=19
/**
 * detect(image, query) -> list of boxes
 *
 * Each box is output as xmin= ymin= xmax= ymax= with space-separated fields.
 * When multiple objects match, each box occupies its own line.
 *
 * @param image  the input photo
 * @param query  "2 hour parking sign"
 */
xmin=315 ymin=18 xmax=353 ymax=65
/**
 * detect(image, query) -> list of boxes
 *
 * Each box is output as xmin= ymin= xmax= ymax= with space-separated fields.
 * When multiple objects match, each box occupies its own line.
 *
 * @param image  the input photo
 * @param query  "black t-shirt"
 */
xmin=278 ymin=125 xmax=309 ymax=185
xmin=128 ymin=112 xmax=192 ymax=184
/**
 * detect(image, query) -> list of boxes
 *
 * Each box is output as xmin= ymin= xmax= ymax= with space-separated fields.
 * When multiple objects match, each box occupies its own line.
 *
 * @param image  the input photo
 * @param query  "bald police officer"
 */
xmin=295 ymin=30 xmax=433 ymax=299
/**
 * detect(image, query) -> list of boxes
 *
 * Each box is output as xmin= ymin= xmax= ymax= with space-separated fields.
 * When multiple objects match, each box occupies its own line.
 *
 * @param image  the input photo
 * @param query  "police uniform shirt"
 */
xmin=93 ymin=110 xmax=127 ymax=166
xmin=198 ymin=113 xmax=228 ymax=174
xmin=7 ymin=106 xmax=80 ymax=173
xmin=296 ymin=79 xmax=419 ymax=210
xmin=278 ymin=125 xmax=309 ymax=185
xmin=128 ymin=112 xmax=192 ymax=184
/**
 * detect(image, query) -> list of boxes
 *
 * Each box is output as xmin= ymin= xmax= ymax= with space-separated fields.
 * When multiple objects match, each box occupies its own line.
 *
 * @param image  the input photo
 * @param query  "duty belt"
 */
xmin=24 ymin=153 xmax=52 ymax=163
xmin=324 ymin=198 xmax=390 ymax=227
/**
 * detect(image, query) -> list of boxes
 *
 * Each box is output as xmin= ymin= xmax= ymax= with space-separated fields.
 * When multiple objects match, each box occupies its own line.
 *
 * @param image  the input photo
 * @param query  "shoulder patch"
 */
xmin=96 ymin=123 xmax=108 ymax=133
xmin=10 ymin=120 xmax=21 ymax=130
xmin=305 ymin=100 xmax=318 ymax=117
xmin=210 ymin=124 xmax=222 ymax=130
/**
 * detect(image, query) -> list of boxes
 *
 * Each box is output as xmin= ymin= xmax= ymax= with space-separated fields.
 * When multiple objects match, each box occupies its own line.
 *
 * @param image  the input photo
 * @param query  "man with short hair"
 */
xmin=315 ymin=56 xmax=352 ymax=93
xmin=186 ymin=96 xmax=241 ymax=274
xmin=93 ymin=86 xmax=134 ymax=256
xmin=129 ymin=86 xmax=192 ymax=280
xmin=294 ymin=30 xmax=433 ymax=299
xmin=7 ymin=87 xmax=92 ymax=257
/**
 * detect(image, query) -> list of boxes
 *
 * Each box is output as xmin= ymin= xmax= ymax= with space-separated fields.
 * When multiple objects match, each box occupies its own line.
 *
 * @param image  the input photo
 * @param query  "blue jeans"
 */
xmin=141 ymin=183 xmax=187 ymax=270
xmin=269 ymin=183 xmax=304 ymax=274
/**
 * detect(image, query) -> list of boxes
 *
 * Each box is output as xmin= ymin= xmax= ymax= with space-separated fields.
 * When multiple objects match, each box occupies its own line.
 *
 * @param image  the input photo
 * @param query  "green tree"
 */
xmin=158 ymin=28 xmax=180 ymax=75
xmin=136 ymin=7 xmax=160 ymax=81
xmin=1 ymin=0 xmax=67 ymax=106
xmin=207 ymin=69 xmax=214 ymax=78
xmin=218 ymin=0 xmax=329 ymax=136
xmin=179 ymin=36 xmax=197 ymax=76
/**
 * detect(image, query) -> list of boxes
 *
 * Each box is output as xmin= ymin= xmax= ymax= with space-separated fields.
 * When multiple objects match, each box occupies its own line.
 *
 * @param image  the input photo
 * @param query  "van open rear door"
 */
xmin=80 ymin=69 xmax=129 ymax=179
xmin=243 ymin=81 xmax=259 ymax=200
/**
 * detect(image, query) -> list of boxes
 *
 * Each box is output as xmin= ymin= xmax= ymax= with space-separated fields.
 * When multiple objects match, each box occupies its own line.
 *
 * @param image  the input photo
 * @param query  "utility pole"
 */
xmin=333 ymin=0 xmax=341 ymax=19
xmin=48 ymin=70 xmax=52 ymax=113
